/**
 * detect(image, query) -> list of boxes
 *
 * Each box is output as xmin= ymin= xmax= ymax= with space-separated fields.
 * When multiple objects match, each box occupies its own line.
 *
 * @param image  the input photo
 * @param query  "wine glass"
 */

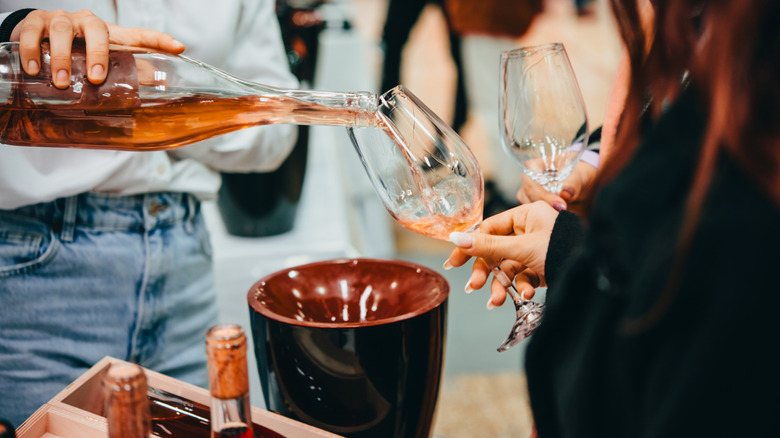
xmin=486 ymin=43 xmax=589 ymax=348
xmin=500 ymin=42 xmax=589 ymax=194
xmin=347 ymin=85 xmax=540 ymax=352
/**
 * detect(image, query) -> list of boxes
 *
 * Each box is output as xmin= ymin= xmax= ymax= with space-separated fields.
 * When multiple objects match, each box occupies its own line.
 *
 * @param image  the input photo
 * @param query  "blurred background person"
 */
xmin=444 ymin=0 xmax=544 ymax=215
xmin=381 ymin=0 xmax=467 ymax=134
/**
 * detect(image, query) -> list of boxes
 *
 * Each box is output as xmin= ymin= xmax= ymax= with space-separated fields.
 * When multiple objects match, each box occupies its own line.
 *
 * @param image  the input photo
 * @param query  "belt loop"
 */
xmin=60 ymin=195 xmax=78 ymax=242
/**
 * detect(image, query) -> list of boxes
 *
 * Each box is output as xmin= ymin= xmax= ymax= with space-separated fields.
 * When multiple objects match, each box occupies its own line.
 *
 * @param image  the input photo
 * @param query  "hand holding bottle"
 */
xmin=445 ymin=201 xmax=557 ymax=308
xmin=9 ymin=9 xmax=184 ymax=88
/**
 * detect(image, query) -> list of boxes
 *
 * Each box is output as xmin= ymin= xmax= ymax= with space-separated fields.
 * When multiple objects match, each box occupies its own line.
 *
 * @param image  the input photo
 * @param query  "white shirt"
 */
xmin=0 ymin=0 xmax=299 ymax=209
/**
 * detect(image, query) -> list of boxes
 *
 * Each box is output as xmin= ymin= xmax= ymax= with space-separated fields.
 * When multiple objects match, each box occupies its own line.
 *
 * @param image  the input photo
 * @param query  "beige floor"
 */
xmin=432 ymin=373 xmax=534 ymax=437
xmin=348 ymin=1 xmax=622 ymax=436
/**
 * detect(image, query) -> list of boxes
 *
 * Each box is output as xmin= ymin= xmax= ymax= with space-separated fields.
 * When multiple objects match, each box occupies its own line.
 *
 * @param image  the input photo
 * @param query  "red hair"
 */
xmin=594 ymin=0 xmax=780 ymax=332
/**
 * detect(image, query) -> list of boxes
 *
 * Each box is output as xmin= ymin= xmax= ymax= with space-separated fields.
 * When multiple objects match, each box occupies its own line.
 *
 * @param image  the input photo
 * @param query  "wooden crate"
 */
xmin=17 ymin=356 xmax=343 ymax=438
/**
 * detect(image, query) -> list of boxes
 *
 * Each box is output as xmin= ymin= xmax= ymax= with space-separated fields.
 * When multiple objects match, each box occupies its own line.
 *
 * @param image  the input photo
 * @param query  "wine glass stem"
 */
xmin=490 ymin=264 xmax=526 ymax=304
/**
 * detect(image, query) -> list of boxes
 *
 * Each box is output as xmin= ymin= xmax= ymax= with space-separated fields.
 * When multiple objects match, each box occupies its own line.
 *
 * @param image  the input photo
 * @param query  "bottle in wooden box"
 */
xmin=103 ymin=363 xmax=151 ymax=438
xmin=206 ymin=324 xmax=253 ymax=438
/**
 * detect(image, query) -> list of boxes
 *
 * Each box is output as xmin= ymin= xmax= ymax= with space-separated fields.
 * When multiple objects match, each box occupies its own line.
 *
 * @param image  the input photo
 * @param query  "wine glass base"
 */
xmin=497 ymin=301 xmax=545 ymax=352
xmin=521 ymin=170 xmax=569 ymax=195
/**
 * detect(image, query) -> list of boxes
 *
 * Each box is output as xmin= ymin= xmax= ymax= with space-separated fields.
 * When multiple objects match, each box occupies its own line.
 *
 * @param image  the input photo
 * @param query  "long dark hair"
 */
xmin=595 ymin=0 xmax=780 ymax=333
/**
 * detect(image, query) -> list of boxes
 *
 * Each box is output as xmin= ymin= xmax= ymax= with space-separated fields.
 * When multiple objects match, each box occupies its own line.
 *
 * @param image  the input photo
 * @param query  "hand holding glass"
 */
xmin=473 ymin=42 xmax=590 ymax=348
xmin=348 ymin=86 xmax=540 ymax=352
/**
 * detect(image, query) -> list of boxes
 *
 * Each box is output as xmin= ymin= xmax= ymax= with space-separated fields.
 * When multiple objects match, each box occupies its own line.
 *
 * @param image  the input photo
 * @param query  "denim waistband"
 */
xmin=4 ymin=192 xmax=200 ymax=242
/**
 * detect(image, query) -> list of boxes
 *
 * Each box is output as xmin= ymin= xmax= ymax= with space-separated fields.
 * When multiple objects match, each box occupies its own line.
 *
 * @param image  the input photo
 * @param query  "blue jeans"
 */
xmin=0 ymin=192 xmax=217 ymax=427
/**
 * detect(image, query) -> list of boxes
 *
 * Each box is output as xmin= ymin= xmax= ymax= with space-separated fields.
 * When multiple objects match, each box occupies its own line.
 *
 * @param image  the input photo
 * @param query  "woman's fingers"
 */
xmin=16 ymin=10 xmax=49 ymax=76
xmin=44 ymin=13 xmax=78 ymax=88
xmin=15 ymin=10 xmax=102 ymax=87
xmin=444 ymin=202 xmax=556 ymax=310
xmin=464 ymin=258 xmax=491 ymax=293
xmin=450 ymin=232 xmax=542 ymax=279
xmin=558 ymin=161 xmax=598 ymax=214
xmin=489 ymin=267 xmax=540 ymax=309
xmin=449 ymin=203 xmax=556 ymax=280
xmin=516 ymin=161 xmax=600 ymax=214
xmin=13 ymin=9 xmax=184 ymax=88
xmin=444 ymin=246 xmax=473 ymax=270
xmin=79 ymin=14 xmax=110 ymax=83
xmin=459 ymin=257 xmax=540 ymax=311
xmin=106 ymin=23 xmax=184 ymax=53
xmin=517 ymin=174 xmax=567 ymax=211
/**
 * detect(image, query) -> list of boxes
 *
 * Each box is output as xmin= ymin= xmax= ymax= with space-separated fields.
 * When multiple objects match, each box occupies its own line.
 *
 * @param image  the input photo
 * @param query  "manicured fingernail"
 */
xmin=443 ymin=260 xmax=453 ymax=270
xmin=91 ymin=64 xmax=105 ymax=79
xmin=465 ymin=273 xmax=477 ymax=293
xmin=486 ymin=297 xmax=496 ymax=310
xmin=172 ymin=39 xmax=184 ymax=48
xmin=449 ymin=232 xmax=473 ymax=248
xmin=562 ymin=187 xmax=575 ymax=198
xmin=553 ymin=202 xmax=567 ymax=212
xmin=56 ymin=69 xmax=69 ymax=86
xmin=27 ymin=59 xmax=38 ymax=74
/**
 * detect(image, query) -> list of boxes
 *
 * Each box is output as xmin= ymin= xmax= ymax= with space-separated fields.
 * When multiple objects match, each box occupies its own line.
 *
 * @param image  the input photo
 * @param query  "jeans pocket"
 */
xmin=0 ymin=213 xmax=60 ymax=277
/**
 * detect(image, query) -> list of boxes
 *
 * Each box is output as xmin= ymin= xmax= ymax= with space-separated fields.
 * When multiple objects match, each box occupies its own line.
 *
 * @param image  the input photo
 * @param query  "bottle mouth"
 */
xmin=353 ymin=91 xmax=380 ymax=127
xmin=206 ymin=323 xmax=247 ymax=350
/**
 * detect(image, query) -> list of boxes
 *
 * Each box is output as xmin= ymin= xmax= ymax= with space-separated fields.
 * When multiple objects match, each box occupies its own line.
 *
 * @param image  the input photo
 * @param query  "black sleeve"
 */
xmin=0 ymin=9 xmax=36 ymax=42
xmin=544 ymin=210 xmax=585 ymax=287
xmin=587 ymin=125 xmax=602 ymax=148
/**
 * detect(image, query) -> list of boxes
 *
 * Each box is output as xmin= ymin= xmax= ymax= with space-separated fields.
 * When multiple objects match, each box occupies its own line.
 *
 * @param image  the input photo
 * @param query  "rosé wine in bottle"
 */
xmin=0 ymin=41 xmax=378 ymax=151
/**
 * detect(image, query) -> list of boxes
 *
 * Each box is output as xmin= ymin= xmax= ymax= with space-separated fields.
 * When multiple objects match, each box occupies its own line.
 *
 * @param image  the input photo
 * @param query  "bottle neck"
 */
xmin=239 ymin=79 xmax=380 ymax=128
xmin=210 ymin=394 xmax=253 ymax=438
xmin=206 ymin=325 xmax=253 ymax=438
xmin=103 ymin=364 xmax=151 ymax=438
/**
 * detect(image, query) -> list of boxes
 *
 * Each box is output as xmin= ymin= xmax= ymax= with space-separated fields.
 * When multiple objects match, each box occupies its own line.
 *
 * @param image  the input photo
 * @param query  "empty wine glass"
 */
xmin=348 ymin=85 xmax=540 ymax=352
xmin=500 ymin=42 xmax=589 ymax=194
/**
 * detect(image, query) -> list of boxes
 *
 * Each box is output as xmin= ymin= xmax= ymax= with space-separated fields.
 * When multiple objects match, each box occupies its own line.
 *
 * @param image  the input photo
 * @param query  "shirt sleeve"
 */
xmin=0 ymin=9 xmax=35 ymax=41
xmin=166 ymin=0 xmax=300 ymax=173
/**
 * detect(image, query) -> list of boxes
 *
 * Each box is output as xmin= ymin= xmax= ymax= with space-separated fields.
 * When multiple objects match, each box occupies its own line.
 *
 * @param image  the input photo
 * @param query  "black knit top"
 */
xmin=529 ymin=85 xmax=780 ymax=437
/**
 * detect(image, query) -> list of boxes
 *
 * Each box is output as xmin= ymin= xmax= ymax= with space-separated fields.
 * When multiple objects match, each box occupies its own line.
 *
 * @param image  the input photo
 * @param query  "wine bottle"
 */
xmin=206 ymin=324 xmax=253 ymax=438
xmin=103 ymin=363 xmax=152 ymax=438
xmin=0 ymin=41 xmax=379 ymax=151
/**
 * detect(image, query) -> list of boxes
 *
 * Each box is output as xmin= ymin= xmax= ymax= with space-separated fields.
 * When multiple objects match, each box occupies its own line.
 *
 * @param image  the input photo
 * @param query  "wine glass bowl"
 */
xmin=348 ymin=85 xmax=484 ymax=241
xmin=500 ymin=42 xmax=589 ymax=194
